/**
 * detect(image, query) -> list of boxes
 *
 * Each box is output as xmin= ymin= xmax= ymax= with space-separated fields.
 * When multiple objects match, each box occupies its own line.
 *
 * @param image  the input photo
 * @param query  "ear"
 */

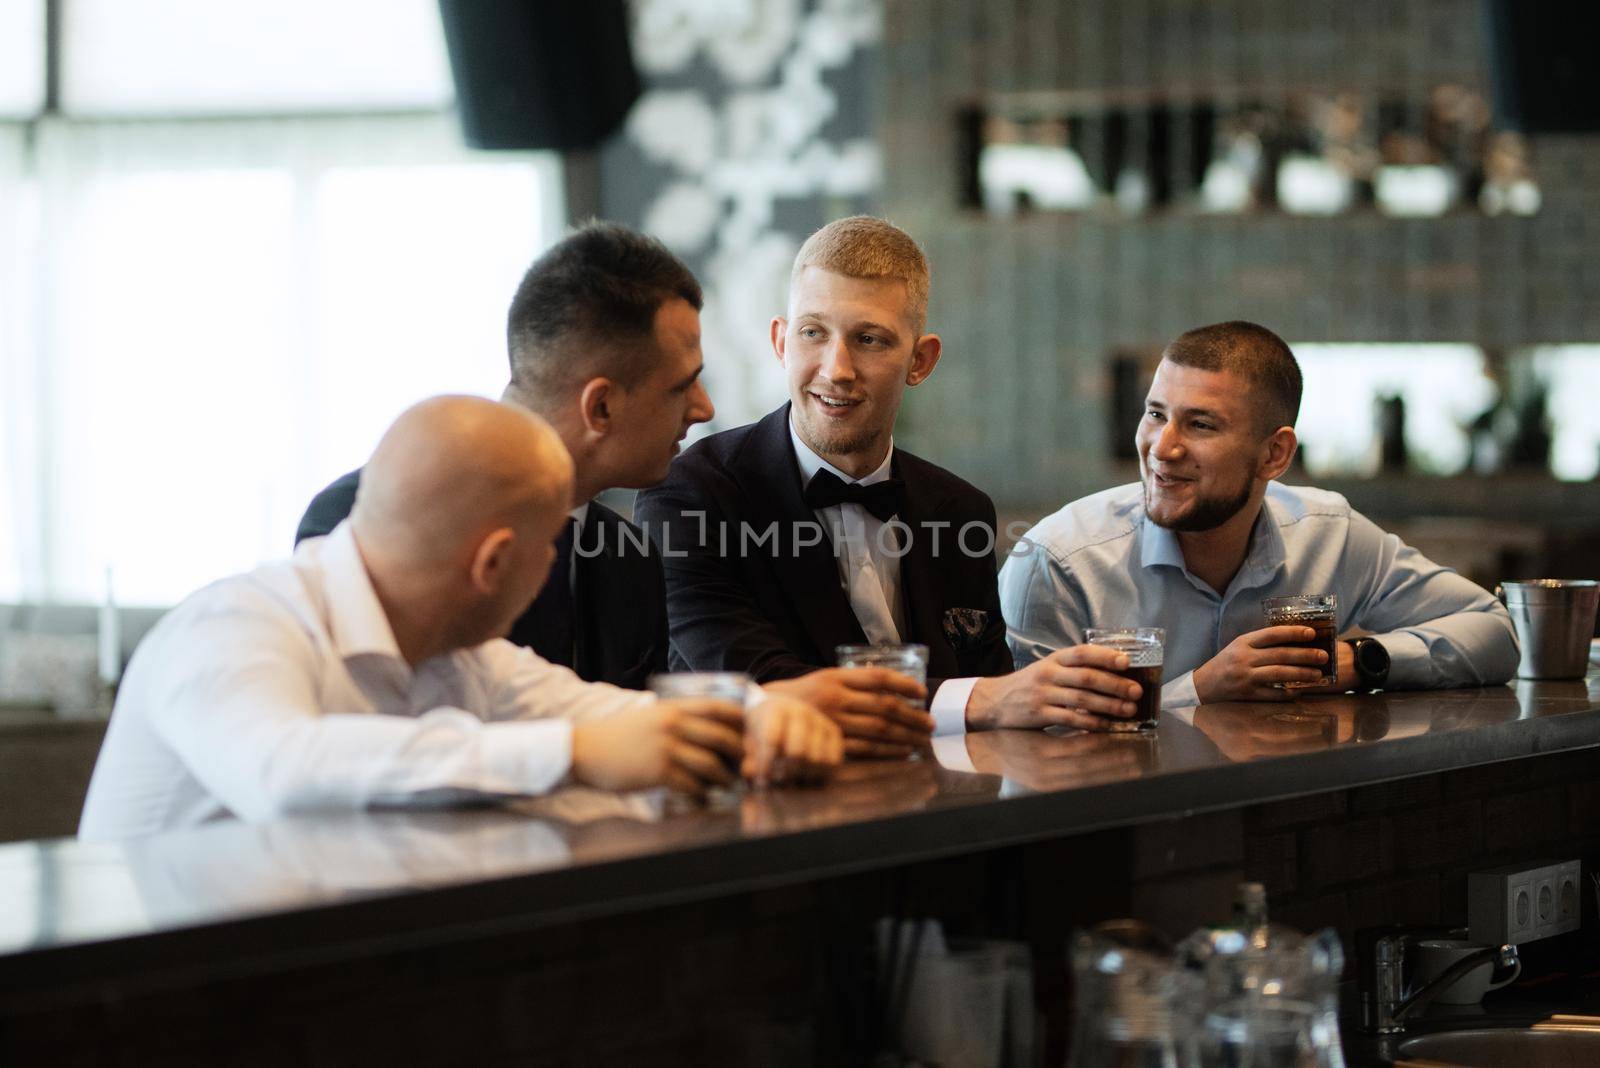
xmin=770 ymin=316 xmax=788 ymax=367
xmin=906 ymin=333 xmax=942 ymax=387
xmin=467 ymin=527 xmax=516 ymax=596
xmin=1258 ymin=426 xmax=1298 ymax=481
xmin=576 ymin=377 xmax=615 ymax=437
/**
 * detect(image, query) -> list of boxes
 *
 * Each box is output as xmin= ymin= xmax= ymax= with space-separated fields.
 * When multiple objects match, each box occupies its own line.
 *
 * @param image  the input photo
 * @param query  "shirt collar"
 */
xmin=1234 ymin=496 xmax=1288 ymax=591
xmin=1138 ymin=496 xmax=1288 ymax=593
xmin=1139 ymin=514 xmax=1187 ymax=571
xmin=316 ymin=520 xmax=406 ymax=663
xmin=570 ymin=502 xmax=590 ymax=529
xmin=788 ymin=415 xmax=894 ymax=488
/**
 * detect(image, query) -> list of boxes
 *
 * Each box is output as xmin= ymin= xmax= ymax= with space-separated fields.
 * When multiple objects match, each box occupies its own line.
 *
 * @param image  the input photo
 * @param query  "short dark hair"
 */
xmin=505 ymin=221 xmax=702 ymax=403
xmin=1161 ymin=320 xmax=1302 ymax=433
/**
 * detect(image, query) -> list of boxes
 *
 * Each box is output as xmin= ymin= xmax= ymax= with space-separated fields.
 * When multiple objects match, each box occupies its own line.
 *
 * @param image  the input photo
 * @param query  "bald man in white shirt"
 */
xmin=80 ymin=397 xmax=840 ymax=841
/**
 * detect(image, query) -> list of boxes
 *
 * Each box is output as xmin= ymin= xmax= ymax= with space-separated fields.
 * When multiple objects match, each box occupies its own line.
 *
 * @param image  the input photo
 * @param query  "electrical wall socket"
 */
xmin=1468 ymin=860 xmax=1582 ymax=946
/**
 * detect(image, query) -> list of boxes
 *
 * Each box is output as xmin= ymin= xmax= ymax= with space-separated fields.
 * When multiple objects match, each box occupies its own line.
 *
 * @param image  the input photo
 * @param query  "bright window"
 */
xmin=1293 ymin=344 xmax=1493 ymax=477
xmin=52 ymin=168 xmax=298 ymax=604
xmin=0 ymin=0 xmax=45 ymax=118
xmin=61 ymin=0 xmax=453 ymax=115
xmin=308 ymin=164 xmax=545 ymax=470
xmin=0 ymin=126 xmax=35 ymax=598
xmin=1525 ymin=346 xmax=1600 ymax=481
xmin=3 ymin=116 xmax=561 ymax=605
xmin=1293 ymin=343 xmax=1600 ymax=481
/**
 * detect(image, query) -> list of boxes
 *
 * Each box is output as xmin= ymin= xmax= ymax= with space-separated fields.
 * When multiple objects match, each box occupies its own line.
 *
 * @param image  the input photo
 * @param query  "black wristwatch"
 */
xmin=1345 ymin=637 xmax=1391 ymax=691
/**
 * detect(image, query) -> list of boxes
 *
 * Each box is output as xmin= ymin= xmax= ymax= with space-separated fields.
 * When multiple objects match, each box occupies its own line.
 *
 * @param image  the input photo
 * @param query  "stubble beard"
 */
xmin=1143 ymin=475 xmax=1254 ymax=533
xmin=797 ymin=409 xmax=883 ymax=461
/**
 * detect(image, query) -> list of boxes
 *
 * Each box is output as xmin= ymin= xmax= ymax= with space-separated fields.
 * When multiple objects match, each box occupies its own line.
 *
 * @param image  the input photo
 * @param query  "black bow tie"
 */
xmin=803 ymin=469 xmax=905 ymax=522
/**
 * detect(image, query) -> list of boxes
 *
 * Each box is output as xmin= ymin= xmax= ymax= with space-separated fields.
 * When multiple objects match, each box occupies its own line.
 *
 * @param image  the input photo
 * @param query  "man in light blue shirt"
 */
xmin=1000 ymin=320 xmax=1519 ymax=712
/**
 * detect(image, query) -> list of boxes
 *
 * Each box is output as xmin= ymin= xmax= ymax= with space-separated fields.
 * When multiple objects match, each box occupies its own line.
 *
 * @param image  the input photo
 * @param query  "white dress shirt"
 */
xmin=788 ymin=420 xmax=978 ymax=734
xmin=78 ymin=522 xmax=652 ymax=841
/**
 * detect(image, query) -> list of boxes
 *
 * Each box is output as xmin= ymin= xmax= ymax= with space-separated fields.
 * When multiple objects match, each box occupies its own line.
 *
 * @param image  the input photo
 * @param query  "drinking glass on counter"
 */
xmin=647 ymin=672 xmax=751 ymax=801
xmin=647 ymin=671 xmax=751 ymax=703
xmin=835 ymin=643 xmax=929 ymax=708
xmin=1084 ymin=627 xmax=1164 ymax=731
xmin=1261 ymin=594 xmax=1337 ymax=689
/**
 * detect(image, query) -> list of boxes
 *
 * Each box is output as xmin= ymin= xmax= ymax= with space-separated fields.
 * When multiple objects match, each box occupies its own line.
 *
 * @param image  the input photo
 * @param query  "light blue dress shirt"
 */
xmin=998 ymin=482 xmax=1519 ymax=708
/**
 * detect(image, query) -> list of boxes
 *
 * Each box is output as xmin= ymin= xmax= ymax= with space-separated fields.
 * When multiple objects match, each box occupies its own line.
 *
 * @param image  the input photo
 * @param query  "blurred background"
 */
xmin=2 ymin=0 xmax=1597 ymax=834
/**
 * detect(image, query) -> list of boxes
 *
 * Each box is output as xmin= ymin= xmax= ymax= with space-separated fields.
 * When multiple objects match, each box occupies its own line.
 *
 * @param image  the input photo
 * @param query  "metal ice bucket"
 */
xmin=1496 ymin=580 xmax=1599 ymax=680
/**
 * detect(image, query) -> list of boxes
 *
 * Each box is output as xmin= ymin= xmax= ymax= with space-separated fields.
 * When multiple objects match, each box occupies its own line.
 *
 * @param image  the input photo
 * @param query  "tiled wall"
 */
xmin=879 ymin=0 xmax=1600 ymax=509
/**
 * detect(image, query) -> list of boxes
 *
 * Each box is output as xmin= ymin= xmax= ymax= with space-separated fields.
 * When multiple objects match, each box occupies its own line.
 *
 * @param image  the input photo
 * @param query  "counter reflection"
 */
xmin=6 ymin=678 xmax=1595 ymax=959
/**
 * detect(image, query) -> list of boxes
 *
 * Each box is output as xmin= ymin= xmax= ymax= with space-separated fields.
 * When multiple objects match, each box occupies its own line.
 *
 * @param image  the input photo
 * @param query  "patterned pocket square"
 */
xmin=942 ymin=607 xmax=990 ymax=651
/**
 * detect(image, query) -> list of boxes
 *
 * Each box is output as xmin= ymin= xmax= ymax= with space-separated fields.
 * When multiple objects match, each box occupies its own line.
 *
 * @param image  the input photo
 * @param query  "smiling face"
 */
xmin=1137 ymin=360 xmax=1293 ymax=532
xmin=604 ymin=297 xmax=715 ymax=487
xmin=773 ymin=267 xmax=940 ymax=476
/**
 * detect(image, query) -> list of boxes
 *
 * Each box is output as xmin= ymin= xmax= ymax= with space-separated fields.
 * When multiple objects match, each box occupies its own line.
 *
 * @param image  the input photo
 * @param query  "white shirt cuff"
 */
xmin=931 ymin=733 xmax=978 ymax=772
xmin=1161 ymin=670 xmax=1201 ymax=711
xmin=930 ymin=677 xmax=978 ymax=736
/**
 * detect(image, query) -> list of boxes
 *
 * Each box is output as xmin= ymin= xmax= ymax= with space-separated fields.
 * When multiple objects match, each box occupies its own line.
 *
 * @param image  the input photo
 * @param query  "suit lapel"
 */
xmin=731 ymin=406 xmax=865 ymax=662
xmin=894 ymin=454 xmax=958 ymax=679
xmin=570 ymin=513 xmax=601 ymax=679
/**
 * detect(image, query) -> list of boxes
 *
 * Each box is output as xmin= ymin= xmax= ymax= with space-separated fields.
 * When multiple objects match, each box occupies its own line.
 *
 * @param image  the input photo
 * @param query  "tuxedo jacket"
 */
xmin=633 ymin=404 xmax=1013 ymax=692
xmin=295 ymin=470 xmax=668 ymax=690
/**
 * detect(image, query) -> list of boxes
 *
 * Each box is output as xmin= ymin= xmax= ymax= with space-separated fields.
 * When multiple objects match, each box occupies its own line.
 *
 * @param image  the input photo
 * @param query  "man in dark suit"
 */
xmin=297 ymin=223 xmax=711 ymax=690
xmin=637 ymin=217 xmax=1146 ymax=736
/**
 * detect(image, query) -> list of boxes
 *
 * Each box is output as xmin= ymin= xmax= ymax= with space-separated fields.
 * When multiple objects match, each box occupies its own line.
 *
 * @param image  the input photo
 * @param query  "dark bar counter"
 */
xmin=3 ymin=672 xmax=1598 ymax=1063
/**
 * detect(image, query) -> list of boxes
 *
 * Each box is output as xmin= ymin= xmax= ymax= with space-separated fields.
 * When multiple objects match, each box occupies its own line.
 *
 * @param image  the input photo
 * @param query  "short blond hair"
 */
xmin=791 ymin=216 xmax=930 ymax=334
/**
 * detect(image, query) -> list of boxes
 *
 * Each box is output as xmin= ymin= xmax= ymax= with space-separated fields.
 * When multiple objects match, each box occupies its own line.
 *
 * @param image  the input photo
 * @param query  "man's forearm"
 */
xmin=172 ymin=703 xmax=578 ymax=820
xmin=1370 ymin=612 xmax=1519 ymax=688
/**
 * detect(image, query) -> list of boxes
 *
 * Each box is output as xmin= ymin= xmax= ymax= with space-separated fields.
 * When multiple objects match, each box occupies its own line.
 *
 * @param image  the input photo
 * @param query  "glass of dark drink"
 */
xmin=1261 ymin=594 xmax=1338 ymax=689
xmin=1084 ymin=627 xmax=1164 ymax=731
xmin=648 ymin=672 xmax=752 ymax=785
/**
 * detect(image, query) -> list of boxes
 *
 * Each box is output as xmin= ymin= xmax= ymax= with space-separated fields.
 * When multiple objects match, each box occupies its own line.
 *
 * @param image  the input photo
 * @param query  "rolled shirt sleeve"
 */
xmin=1338 ymin=510 xmax=1520 ymax=688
